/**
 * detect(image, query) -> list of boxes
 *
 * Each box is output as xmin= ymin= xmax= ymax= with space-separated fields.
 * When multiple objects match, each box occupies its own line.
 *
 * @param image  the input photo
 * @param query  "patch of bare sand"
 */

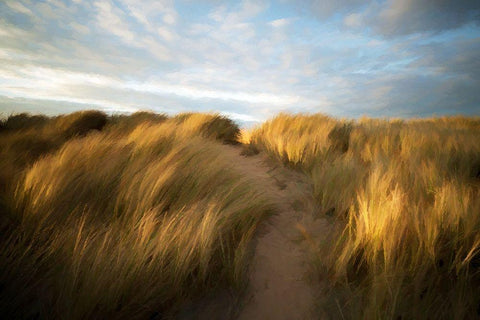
xmin=231 ymin=149 xmax=328 ymax=320
xmin=179 ymin=145 xmax=331 ymax=320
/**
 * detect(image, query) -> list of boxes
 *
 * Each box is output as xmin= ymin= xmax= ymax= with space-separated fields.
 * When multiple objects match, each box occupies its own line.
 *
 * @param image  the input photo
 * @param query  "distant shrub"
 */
xmin=107 ymin=111 xmax=168 ymax=134
xmin=173 ymin=112 xmax=195 ymax=123
xmin=1 ymin=113 xmax=48 ymax=132
xmin=55 ymin=110 xmax=107 ymax=138
xmin=327 ymin=122 xmax=352 ymax=153
xmin=200 ymin=115 xmax=240 ymax=144
xmin=172 ymin=113 xmax=240 ymax=143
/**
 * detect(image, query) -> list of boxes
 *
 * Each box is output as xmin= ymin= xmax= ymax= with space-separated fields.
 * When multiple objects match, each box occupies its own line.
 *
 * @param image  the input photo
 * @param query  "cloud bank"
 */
xmin=0 ymin=0 xmax=479 ymax=124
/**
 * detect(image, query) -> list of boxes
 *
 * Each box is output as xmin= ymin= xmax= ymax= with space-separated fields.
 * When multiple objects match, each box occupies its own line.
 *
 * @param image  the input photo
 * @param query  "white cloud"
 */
xmin=5 ymin=1 xmax=34 ymax=16
xmin=163 ymin=13 xmax=176 ymax=25
xmin=0 ymin=21 xmax=31 ymax=38
xmin=220 ymin=111 xmax=261 ymax=122
xmin=140 ymin=37 xmax=172 ymax=61
xmin=236 ymin=0 xmax=268 ymax=21
xmin=70 ymin=21 xmax=90 ymax=35
xmin=157 ymin=27 xmax=175 ymax=42
xmin=343 ymin=13 xmax=362 ymax=28
xmin=208 ymin=5 xmax=228 ymax=22
xmin=92 ymin=0 xmax=175 ymax=61
xmin=269 ymin=18 xmax=290 ymax=28
xmin=94 ymin=0 xmax=135 ymax=43
xmin=0 ymin=65 xmax=302 ymax=109
xmin=188 ymin=23 xmax=213 ymax=35
xmin=209 ymin=0 xmax=267 ymax=24
xmin=121 ymin=0 xmax=178 ymax=30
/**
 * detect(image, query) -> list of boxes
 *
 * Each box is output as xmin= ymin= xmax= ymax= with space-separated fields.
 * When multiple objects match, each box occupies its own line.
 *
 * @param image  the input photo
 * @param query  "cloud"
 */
xmin=94 ymin=0 xmax=135 ymax=43
xmin=368 ymin=0 xmax=480 ymax=36
xmin=298 ymin=0 xmax=480 ymax=36
xmin=209 ymin=0 xmax=268 ymax=23
xmin=69 ymin=21 xmax=90 ymax=35
xmin=0 ymin=63 xmax=303 ymax=113
xmin=0 ymin=0 xmax=479 ymax=121
xmin=5 ymin=1 xmax=34 ymax=16
xmin=290 ymin=0 xmax=364 ymax=19
xmin=121 ymin=0 xmax=178 ymax=29
xmin=157 ymin=27 xmax=175 ymax=41
xmin=269 ymin=18 xmax=291 ymax=28
xmin=343 ymin=13 xmax=362 ymax=28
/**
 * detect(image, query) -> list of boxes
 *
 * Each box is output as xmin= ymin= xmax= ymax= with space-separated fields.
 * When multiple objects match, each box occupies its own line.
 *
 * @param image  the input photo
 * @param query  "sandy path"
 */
xmin=221 ymin=145 xmax=329 ymax=320
xmin=179 ymin=144 xmax=330 ymax=320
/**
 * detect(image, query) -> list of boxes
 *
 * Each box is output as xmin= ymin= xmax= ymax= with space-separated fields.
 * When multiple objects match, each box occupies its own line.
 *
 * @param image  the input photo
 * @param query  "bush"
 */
xmin=1 ymin=113 xmax=48 ymax=132
xmin=327 ymin=122 xmax=352 ymax=153
xmin=172 ymin=113 xmax=240 ymax=144
xmin=55 ymin=110 xmax=108 ymax=138
xmin=107 ymin=111 xmax=168 ymax=134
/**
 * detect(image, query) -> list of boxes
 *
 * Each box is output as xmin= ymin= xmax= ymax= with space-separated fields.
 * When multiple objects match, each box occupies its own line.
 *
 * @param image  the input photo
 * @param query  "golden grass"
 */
xmin=0 ymin=111 xmax=108 ymax=197
xmin=106 ymin=111 xmax=168 ymax=134
xmin=238 ymin=129 xmax=253 ymax=144
xmin=0 ymin=111 xmax=271 ymax=319
xmin=3 ymin=109 xmax=480 ymax=319
xmin=249 ymin=113 xmax=480 ymax=319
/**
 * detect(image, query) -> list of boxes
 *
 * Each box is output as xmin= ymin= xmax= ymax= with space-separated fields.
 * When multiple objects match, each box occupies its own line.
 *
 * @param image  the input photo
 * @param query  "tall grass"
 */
xmin=249 ymin=113 xmax=480 ymax=319
xmin=0 ymin=111 xmax=107 ymax=193
xmin=0 ymin=111 xmax=270 ymax=319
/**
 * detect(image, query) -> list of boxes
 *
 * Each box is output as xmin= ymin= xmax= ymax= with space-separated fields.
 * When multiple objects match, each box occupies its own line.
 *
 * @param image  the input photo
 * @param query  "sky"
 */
xmin=0 ymin=0 xmax=479 ymax=125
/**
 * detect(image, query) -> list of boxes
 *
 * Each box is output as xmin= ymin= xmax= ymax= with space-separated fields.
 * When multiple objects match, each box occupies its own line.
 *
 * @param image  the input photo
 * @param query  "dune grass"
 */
xmin=0 ymin=111 xmax=108 ymax=192
xmin=249 ymin=113 xmax=480 ymax=319
xmin=3 ymin=109 xmax=480 ymax=319
xmin=0 ymin=111 xmax=270 ymax=319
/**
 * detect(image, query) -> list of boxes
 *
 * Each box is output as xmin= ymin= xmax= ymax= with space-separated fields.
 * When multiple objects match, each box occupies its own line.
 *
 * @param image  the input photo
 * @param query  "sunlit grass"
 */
xmin=2 ymin=110 xmax=480 ymax=319
xmin=0 ymin=111 xmax=271 ymax=319
xmin=249 ymin=113 xmax=480 ymax=319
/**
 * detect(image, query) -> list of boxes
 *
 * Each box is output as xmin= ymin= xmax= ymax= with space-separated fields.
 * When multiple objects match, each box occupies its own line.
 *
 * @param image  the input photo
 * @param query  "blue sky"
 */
xmin=0 ymin=0 xmax=479 ymax=124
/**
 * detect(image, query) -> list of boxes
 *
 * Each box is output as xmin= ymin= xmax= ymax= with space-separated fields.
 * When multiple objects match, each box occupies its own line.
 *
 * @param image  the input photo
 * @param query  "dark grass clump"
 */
xmin=107 ymin=111 xmax=168 ymax=134
xmin=172 ymin=113 xmax=240 ymax=144
xmin=0 ymin=113 xmax=49 ymax=132
xmin=55 ymin=110 xmax=107 ymax=139
xmin=328 ymin=122 xmax=353 ymax=153
xmin=0 ymin=111 xmax=109 ymax=201
xmin=201 ymin=115 xmax=240 ymax=144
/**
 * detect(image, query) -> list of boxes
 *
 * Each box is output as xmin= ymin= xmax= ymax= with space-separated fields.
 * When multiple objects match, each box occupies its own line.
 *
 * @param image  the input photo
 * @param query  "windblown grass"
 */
xmin=107 ymin=111 xmax=168 ymax=134
xmin=0 ymin=110 xmax=108 ymax=199
xmin=249 ymin=113 xmax=480 ymax=319
xmin=0 ymin=111 xmax=270 ymax=319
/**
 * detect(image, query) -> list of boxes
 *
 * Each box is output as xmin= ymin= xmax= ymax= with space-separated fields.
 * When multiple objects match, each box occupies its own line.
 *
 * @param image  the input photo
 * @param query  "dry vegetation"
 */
xmin=0 ymin=111 xmax=271 ymax=319
xmin=2 ymin=109 xmax=480 ymax=319
xmin=248 ymin=113 xmax=480 ymax=319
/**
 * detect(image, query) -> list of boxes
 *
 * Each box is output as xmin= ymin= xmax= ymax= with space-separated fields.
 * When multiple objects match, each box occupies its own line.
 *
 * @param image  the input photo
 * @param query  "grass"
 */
xmin=248 ymin=113 xmax=480 ymax=319
xmin=2 ymin=109 xmax=480 ymax=319
xmin=0 ymin=111 xmax=108 ymax=192
xmin=0 ymin=111 xmax=270 ymax=319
